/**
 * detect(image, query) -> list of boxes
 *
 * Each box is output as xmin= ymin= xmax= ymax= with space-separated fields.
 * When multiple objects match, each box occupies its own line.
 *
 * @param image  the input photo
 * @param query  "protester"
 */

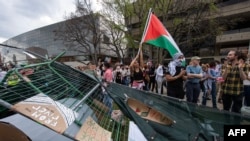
xmin=214 ymin=60 xmax=222 ymax=96
xmin=217 ymin=58 xmax=227 ymax=103
xmin=200 ymin=64 xmax=209 ymax=101
xmin=102 ymin=62 xmax=113 ymax=115
xmin=161 ymin=63 xmax=168 ymax=94
xmin=221 ymin=50 xmax=248 ymax=113
xmin=155 ymin=61 xmax=164 ymax=94
xmin=143 ymin=64 xmax=150 ymax=91
xmin=165 ymin=52 xmax=186 ymax=99
xmin=242 ymin=57 xmax=250 ymax=106
xmin=122 ymin=65 xmax=131 ymax=86
xmin=95 ymin=65 xmax=102 ymax=80
xmin=147 ymin=60 xmax=157 ymax=92
xmin=202 ymin=61 xmax=218 ymax=108
xmin=113 ymin=65 xmax=123 ymax=84
xmin=185 ymin=56 xmax=203 ymax=103
xmin=129 ymin=46 xmax=144 ymax=90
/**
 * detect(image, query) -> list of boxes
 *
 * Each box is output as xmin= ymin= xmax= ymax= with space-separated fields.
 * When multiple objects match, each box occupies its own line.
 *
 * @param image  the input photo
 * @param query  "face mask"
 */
xmin=174 ymin=59 xmax=182 ymax=66
xmin=173 ymin=61 xmax=180 ymax=66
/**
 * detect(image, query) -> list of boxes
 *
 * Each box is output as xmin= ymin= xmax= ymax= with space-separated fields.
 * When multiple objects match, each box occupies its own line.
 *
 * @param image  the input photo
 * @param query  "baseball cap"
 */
xmin=191 ymin=56 xmax=201 ymax=60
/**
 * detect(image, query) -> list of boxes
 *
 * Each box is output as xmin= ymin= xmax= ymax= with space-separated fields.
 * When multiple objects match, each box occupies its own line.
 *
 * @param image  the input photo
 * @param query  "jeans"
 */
xmin=244 ymin=85 xmax=250 ymax=106
xmin=185 ymin=82 xmax=200 ymax=103
xmin=123 ymin=76 xmax=130 ymax=86
xmin=202 ymin=81 xmax=217 ymax=108
xmin=103 ymin=93 xmax=113 ymax=115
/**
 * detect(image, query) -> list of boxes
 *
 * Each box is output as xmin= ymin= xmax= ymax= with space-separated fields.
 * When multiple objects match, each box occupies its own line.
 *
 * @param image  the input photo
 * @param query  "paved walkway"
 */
xmin=158 ymin=87 xmax=223 ymax=110
xmin=197 ymin=92 xmax=223 ymax=110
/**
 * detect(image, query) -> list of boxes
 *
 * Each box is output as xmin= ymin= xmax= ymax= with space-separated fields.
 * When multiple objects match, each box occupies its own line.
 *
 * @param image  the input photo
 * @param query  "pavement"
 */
xmin=159 ymin=87 xmax=223 ymax=110
xmin=197 ymin=92 xmax=223 ymax=110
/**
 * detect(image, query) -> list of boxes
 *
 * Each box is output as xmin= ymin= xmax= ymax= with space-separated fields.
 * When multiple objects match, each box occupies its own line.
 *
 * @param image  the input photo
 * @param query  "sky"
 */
xmin=0 ymin=0 xmax=76 ymax=43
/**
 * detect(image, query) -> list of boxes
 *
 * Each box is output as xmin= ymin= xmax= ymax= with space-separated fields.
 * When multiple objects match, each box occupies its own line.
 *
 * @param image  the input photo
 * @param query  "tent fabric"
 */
xmin=106 ymin=83 xmax=250 ymax=141
xmin=0 ymin=57 xmax=250 ymax=141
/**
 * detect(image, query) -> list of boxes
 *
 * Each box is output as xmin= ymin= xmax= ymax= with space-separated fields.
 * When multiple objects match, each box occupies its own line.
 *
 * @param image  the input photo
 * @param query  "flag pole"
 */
xmin=140 ymin=8 xmax=152 ymax=45
xmin=136 ymin=8 xmax=152 ymax=56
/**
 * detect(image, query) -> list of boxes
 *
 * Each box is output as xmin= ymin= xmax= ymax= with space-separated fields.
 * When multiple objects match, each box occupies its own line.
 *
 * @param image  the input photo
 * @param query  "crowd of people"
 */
xmin=1 ymin=49 xmax=249 ymax=114
xmin=94 ymin=48 xmax=250 ymax=114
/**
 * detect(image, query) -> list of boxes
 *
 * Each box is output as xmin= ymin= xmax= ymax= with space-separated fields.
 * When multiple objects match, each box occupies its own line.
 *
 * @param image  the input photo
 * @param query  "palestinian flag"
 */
xmin=142 ymin=13 xmax=181 ymax=57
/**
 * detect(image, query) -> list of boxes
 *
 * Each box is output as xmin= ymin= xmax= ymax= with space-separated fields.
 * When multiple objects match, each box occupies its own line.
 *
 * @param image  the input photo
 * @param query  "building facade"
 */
xmin=215 ymin=0 xmax=250 ymax=59
xmin=1 ymin=21 xmax=82 ymax=63
xmin=126 ymin=0 xmax=250 ymax=63
xmin=0 ymin=15 xmax=126 ymax=64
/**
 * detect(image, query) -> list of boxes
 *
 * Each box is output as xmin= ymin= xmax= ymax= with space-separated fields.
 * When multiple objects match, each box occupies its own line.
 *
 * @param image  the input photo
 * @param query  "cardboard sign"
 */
xmin=127 ymin=98 xmax=174 ymax=125
xmin=75 ymin=116 xmax=111 ymax=141
xmin=12 ymin=93 xmax=77 ymax=133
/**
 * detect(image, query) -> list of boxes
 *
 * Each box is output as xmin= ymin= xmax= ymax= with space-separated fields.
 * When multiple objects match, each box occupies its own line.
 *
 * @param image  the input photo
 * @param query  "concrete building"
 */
xmin=0 ymin=15 xmax=126 ymax=64
xmin=127 ymin=0 xmax=250 ymax=62
xmin=215 ymin=0 xmax=250 ymax=59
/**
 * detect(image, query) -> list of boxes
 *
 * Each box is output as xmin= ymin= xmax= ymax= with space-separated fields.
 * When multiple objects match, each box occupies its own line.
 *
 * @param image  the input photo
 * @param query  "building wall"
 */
xmin=1 ymin=15 xmax=126 ymax=64
xmin=127 ymin=0 xmax=250 ymax=61
xmin=215 ymin=0 xmax=250 ymax=57
xmin=2 ymin=21 xmax=80 ymax=61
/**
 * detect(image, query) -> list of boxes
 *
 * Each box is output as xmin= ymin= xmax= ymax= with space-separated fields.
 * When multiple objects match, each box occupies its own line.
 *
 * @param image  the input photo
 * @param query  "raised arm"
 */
xmin=139 ymin=44 xmax=144 ymax=69
xmin=129 ymin=55 xmax=139 ymax=68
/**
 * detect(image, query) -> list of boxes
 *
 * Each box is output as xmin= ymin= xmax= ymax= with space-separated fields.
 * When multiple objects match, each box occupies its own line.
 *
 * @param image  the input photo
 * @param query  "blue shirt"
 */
xmin=208 ymin=68 xmax=218 ymax=82
xmin=186 ymin=65 xmax=202 ymax=83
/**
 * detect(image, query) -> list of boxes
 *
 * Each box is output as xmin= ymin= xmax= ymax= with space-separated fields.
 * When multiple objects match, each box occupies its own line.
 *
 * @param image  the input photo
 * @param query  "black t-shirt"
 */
xmin=115 ymin=71 xmax=122 ymax=84
xmin=166 ymin=66 xmax=185 ymax=89
xmin=133 ymin=69 xmax=144 ymax=81
xmin=148 ymin=66 xmax=155 ymax=76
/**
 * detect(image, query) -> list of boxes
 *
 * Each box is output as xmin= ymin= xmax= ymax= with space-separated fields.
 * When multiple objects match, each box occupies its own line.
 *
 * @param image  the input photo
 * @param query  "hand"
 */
xmin=180 ymin=69 xmax=186 ymax=75
xmin=238 ymin=62 xmax=244 ymax=69
xmin=226 ymin=65 xmax=231 ymax=71
xmin=206 ymin=74 xmax=211 ymax=78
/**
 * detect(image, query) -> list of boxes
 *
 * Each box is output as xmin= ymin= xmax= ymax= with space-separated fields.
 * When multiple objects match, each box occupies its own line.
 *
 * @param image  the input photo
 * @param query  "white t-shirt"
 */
xmin=243 ymin=72 xmax=250 ymax=86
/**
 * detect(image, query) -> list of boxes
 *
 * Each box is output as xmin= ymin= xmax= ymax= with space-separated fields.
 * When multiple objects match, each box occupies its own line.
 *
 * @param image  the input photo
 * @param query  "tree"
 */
xmin=54 ymin=0 xmax=103 ymax=65
xmin=110 ymin=0 xmax=229 ymax=63
xmin=101 ymin=0 xmax=148 ymax=63
xmin=100 ymin=0 xmax=129 ymax=63
xmin=156 ymin=0 xmax=222 ymax=57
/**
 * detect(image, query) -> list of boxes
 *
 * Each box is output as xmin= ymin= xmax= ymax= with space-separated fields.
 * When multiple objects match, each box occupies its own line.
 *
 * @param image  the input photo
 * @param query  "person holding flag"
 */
xmin=129 ymin=45 xmax=145 ymax=90
xmin=137 ymin=9 xmax=187 ymax=94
